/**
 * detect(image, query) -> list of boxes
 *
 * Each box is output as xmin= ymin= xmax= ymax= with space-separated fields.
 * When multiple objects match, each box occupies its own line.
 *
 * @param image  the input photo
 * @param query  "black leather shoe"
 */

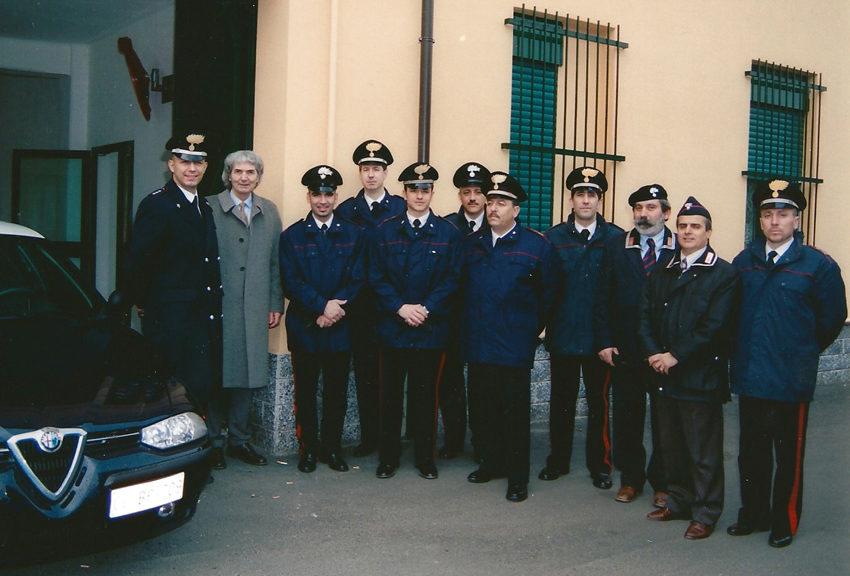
xmin=538 ymin=465 xmax=564 ymax=481
xmin=298 ymin=452 xmax=317 ymax=473
xmin=506 ymin=483 xmax=528 ymax=502
xmin=327 ymin=452 xmax=349 ymax=472
xmin=211 ymin=447 xmax=227 ymax=470
xmin=353 ymin=443 xmax=376 ymax=457
xmin=727 ymin=522 xmax=770 ymax=536
xmin=592 ymin=473 xmax=613 ymax=490
xmin=467 ymin=468 xmax=492 ymax=483
xmin=438 ymin=445 xmax=459 ymax=459
xmin=418 ymin=462 xmax=439 ymax=479
xmin=227 ymin=443 xmax=267 ymax=466
xmin=376 ymin=462 xmax=396 ymax=479
xmin=768 ymin=532 xmax=793 ymax=548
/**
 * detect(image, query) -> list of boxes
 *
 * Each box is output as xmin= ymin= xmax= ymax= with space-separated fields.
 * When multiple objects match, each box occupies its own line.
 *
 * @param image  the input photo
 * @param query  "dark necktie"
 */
xmin=320 ymin=223 xmax=328 ymax=236
xmin=413 ymin=219 xmax=421 ymax=232
xmin=468 ymin=220 xmax=476 ymax=232
xmin=642 ymin=238 xmax=656 ymax=276
xmin=580 ymin=229 xmax=590 ymax=243
xmin=370 ymin=202 xmax=378 ymax=214
xmin=191 ymin=196 xmax=201 ymax=220
xmin=767 ymin=250 xmax=778 ymax=269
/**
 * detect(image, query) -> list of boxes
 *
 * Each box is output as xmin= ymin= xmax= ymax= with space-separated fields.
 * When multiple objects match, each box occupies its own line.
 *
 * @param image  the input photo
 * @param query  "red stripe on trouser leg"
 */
xmin=787 ymin=402 xmax=806 ymax=535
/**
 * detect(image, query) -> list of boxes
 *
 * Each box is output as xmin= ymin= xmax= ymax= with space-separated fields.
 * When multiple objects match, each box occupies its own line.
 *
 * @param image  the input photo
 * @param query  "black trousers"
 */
xmin=207 ymin=387 xmax=256 ymax=448
xmin=439 ymin=347 xmax=468 ymax=453
xmin=468 ymin=363 xmax=531 ymax=486
xmin=378 ymin=348 xmax=443 ymax=467
xmin=350 ymin=316 xmax=380 ymax=448
xmin=291 ymin=350 xmax=351 ymax=455
xmin=656 ymin=395 xmax=724 ymax=525
xmin=737 ymin=396 xmax=810 ymax=538
xmin=547 ymin=354 xmax=612 ymax=477
xmin=611 ymin=365 xmax=666 ymax=492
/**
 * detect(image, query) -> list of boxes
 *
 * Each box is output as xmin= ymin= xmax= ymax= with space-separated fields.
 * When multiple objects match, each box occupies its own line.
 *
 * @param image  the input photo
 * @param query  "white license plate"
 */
xmin=108 ymin=472 xmax=185 ymax=519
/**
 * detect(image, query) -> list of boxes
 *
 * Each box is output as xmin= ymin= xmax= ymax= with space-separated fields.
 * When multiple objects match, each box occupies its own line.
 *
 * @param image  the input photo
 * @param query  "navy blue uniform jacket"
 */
xmin=595 ymin=227 xmax=676 ymax=364
xmin=460 ymin=224 xmax=559 ymax=368
xmin=730 ymin=237 xmax=846 ymax=403
xmin=279 ymin=213 xmax=366 ymax=354
xmin=127 ymin=180 xmax=223 ymax=316
xmin=368 ymin=212 xmax=462 ymax=350
xmin=638 ymin=246 xmax=740 ymax=403
xmin=544 ymin=213 xmax=623 ymax=356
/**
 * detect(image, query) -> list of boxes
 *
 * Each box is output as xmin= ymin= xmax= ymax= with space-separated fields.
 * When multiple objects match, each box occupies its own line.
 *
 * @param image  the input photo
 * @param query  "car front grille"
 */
xmin=14 ymin=438 xmax=79 ymax=493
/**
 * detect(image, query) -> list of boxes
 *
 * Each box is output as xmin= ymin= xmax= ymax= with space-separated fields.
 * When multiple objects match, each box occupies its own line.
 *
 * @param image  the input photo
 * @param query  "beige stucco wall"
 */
xmin=255 ymin=0 xmax=850 ymax=353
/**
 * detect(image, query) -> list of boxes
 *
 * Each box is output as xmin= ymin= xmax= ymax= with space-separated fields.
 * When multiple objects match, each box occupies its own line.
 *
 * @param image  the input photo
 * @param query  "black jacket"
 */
xmin=637 ymin=246 xmax=740 ymax=403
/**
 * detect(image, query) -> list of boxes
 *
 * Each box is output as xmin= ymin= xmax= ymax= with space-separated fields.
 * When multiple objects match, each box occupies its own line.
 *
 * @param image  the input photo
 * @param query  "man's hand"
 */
xmin=323 ymin=299 xmax=347 ymax=323
xmin=134 ymin=305 xmax=145 ymax=319
xmin=397 ymin=303 xmax=428 ymax=327
xmin=598 ymin=346 xmax=619 ymax=366
xmin=648 ymin=352 xmax=678 ymax=375
xmin=268 ymin=311 xmax=281 ymax=328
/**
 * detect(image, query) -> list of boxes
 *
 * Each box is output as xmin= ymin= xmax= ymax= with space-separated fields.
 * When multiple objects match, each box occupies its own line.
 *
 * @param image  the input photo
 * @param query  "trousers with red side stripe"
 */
xmin=735 ymin=397 xmax=809 ymax=539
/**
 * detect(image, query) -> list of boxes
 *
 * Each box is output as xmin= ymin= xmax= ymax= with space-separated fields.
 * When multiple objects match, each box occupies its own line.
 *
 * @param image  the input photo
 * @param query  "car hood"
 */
xmin=0 ymin=316 xmax=196 ymax=430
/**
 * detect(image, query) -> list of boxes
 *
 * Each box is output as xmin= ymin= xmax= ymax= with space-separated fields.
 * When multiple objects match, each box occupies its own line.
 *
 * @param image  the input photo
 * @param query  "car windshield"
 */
xmin=0 ymin=236 xmax=100 ymax=318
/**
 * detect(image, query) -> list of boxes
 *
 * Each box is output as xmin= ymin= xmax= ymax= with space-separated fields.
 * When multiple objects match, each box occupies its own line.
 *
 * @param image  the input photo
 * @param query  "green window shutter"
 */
xmin=509 ymin=15 xmax=562 ymax=231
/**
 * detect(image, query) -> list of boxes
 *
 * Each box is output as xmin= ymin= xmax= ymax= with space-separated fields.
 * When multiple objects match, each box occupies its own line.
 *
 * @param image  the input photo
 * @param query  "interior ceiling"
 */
xmin=0 ymin=0 xmax=173 ymax=43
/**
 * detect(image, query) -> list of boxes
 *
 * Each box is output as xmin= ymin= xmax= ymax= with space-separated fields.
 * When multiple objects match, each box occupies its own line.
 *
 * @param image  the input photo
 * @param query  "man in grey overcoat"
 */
xmin=208 ymin=150 xmax=283 ymax=469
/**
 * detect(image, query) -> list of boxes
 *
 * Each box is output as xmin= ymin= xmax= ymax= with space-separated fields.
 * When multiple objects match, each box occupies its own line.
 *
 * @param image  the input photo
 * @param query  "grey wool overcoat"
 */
xmin=212 ymin=191 xmax=283 ymax=389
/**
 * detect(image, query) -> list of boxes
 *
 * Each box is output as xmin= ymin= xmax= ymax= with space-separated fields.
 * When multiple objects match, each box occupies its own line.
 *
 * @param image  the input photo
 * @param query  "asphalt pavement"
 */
xmin=6 ymin=383 xmax=849 ymax=576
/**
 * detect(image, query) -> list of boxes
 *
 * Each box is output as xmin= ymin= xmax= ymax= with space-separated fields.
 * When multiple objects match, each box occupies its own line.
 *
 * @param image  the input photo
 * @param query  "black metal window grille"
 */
xmin=743 ymin=60 xmax=825 ymax=245
xmin=504 ymin=6 xmax=627 ymax=230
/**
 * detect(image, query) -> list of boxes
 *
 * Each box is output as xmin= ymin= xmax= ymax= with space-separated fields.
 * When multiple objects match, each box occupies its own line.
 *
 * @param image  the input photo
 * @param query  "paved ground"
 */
xmin=6 ymin=383 xmax=849 ymax=575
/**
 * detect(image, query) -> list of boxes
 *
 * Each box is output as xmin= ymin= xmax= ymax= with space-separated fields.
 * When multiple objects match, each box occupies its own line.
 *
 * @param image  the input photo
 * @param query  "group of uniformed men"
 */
xmin=127 ymin=132 xmax=846 ymax=548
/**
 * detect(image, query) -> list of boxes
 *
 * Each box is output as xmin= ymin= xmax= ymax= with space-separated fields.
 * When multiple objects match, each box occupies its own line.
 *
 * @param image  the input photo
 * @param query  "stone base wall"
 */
xmin=252 ymin=324 xmax=850 ymax=458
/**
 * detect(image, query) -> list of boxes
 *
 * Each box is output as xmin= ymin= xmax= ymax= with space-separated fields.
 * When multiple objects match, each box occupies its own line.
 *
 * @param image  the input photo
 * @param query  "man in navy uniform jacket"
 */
xmin=727 ymin=180 xmax=846 ymax=548
xmin=336 ymin=140 xmax=405 ymax=457
xmin=126 ymin=132 xmax=222 ymax=411
xmin=369 ymin=162 xmax=462 ymax=481
xmin=461 ymin=171 xmax=559 ymax=502
xmin=280 ymin=164 xmax=366 ymax=474
xmin=440 ymin=161 xmax=491 ymax=461
xmin=540 ymin=166 xmax=622 ymax=490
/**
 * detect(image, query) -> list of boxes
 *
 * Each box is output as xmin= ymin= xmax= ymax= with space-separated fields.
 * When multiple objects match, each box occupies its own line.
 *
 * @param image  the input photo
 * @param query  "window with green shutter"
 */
xmin=504 ymin=8 xmax=627 ymax=230
xmin=743 ymin=60 xmax=825 ymax=245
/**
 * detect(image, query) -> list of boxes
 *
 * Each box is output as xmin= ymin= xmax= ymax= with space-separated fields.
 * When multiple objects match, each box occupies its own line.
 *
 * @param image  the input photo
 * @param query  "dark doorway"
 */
xmin=173 ymin=0 xmax=258 ymax=197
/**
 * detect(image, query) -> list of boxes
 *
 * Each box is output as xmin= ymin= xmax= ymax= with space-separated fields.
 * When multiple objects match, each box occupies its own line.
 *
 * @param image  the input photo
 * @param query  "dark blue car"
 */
xmin=0 ymin=222 xmax=211 ymax=561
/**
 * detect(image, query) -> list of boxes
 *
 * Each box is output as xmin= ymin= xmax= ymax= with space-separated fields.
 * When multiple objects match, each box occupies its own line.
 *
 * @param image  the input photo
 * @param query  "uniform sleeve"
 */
xmin=537 ymin=237 xmax=561 ymax=333
xmin=333 ymin=227 xmax=367 ymax=304
xmin=368 ymin=229 xmax=406 ymax=315
xmin=126 ymin=196 xmax=167 ymax=307
xmin=279 ymin=230 xmax=326 ymax=317
xmin=636 ymin=271 xmax=661 ymax=359
xmin=422 ymin=227 xmax=462 ymax=316
xmin=814 ymin=256 xmax=847 ymax=351
xmin=593 ymin=239 xmax=615 ymax=352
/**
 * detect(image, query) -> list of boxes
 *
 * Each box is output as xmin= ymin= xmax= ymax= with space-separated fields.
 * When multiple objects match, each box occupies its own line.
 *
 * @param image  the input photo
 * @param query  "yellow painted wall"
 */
xmin=255 ymin=0 xmax=850 ymax=352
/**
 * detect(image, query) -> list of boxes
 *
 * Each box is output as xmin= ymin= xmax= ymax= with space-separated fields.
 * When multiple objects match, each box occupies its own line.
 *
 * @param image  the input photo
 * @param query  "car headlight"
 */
xmin=141 ymin=412 xmax=207 ymax=449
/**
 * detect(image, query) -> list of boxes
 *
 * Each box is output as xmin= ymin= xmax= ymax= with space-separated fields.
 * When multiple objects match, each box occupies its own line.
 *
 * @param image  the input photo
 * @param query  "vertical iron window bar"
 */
xmin=504 ymin=7 xmax=627 ymax=230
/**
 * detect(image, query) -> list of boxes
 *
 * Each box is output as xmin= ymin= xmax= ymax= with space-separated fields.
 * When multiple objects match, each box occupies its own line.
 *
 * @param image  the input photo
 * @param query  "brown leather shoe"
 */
xmin=646 ymin=506 xmax=678 ymax=521
xmin=653 ymin=491 xmax=668 ymax=509
xmin=684 ymin=521 xmax=714 ymax=540
xmin=615 ymin=485 xmax=639 ymax=503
